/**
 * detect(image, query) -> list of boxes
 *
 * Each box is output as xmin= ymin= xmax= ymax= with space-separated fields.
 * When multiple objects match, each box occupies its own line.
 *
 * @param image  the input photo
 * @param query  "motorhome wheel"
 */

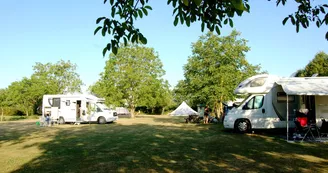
xmin=58 ymin=117 xmax=65 ymax=124
xmin=235 ymin=119 xmax=250 ymax=133
xmin=98 ymin=117 xmax=106 ymax=124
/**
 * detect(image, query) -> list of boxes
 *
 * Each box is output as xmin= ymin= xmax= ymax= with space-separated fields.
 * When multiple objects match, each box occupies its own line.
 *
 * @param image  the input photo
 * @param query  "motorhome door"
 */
xmin=61 ymin=99 xmax=76 ymax=122
xmin=242 ymin=95 xmax=266 ymax=128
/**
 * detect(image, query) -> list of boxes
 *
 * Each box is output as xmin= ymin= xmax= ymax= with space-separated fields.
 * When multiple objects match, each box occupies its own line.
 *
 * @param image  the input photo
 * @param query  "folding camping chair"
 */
xmin=320 ymin=119 xmax=328 ymax=137
xmin=294 ymin=120 xmax=314 ymax=141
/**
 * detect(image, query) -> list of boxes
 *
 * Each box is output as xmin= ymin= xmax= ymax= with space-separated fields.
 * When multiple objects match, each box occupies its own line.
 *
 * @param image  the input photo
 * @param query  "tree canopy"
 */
xmin=32 ymin=60 xmax=83 ymax=93
xmin=95 ymin=0 xmax=328 ymax=56
xmin=2 ymin=60 xmax=83 ymax=116
xmin=174 ymin=31 xmax=262 ymax=119
xmin=89 ymin=44 xmax=172 ymax=117
xmin=296 ymin=51 xmax=328 ymax=77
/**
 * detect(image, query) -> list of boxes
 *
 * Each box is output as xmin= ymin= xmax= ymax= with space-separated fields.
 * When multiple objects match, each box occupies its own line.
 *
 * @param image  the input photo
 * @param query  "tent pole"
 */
xmin=287 ymin=94 xmax=289 ymax=142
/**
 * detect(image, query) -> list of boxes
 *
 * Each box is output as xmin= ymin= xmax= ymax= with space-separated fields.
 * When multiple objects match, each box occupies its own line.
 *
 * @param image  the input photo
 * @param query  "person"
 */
xmin=204 ymin=105 xmax=210 ymax=124
xmin=45 ymin=114 xmax=51 ymax=126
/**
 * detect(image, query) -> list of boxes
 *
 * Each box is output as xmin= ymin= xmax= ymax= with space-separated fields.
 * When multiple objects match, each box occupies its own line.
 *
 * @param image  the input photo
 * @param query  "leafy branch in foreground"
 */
xmin=95 ymin=0 xmax=327 ymax=56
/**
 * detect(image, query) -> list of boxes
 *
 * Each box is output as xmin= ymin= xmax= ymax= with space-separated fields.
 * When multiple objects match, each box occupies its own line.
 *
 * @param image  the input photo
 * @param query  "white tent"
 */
xmin=170 ymin=101 xmax=199 ymax=116
xmin=275 ymin=77 xmax=328 ymax=142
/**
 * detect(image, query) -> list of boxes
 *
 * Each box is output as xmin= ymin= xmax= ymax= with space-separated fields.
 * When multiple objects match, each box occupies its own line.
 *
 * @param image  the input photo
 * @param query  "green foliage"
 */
xmin=96 ymin=0 xmax=328 ymax=56
xmin=4 ymin=60 xmax=83 ymax=116
xmin=89 ymin=44 xmax=172 ymax=117
xmin=174 ymin=31 xmax=261 ymax=118
xmin=280 ymin=0 xmax=328 ymax=39
xmin=172 ymin=80 xmax=189 ymax=105
xmin=1 ymin=115 xmax=39 ymax=121
xmin=0 ymin=107 xmax=23 ymax=116
xmin=32 ymin=60 xmax=83 ymax=93
xmin=296 ymin=51 xmax=328 ymax=77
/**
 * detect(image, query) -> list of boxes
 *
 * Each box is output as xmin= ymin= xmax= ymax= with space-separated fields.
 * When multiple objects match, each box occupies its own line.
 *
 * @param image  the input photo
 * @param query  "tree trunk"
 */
xmin=161 ymin=107 xmax=165 ymax=115
xmin=214 ymin=101 xmax=220 ymax=120
xmin=215 ymin=96 xmax=224 ymax=122
xmin=1 ymin=107 xmax=3 ymax=122
xmin=130 ymin=106 xmax=135 ymax=118
xmin=26 ymin=109 xmax=29 ymax=116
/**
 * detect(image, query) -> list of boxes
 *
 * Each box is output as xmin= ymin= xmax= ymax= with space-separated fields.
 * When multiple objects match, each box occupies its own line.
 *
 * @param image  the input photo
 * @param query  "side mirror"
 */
xmin=82 ymin=110 xmax=86 ymax=115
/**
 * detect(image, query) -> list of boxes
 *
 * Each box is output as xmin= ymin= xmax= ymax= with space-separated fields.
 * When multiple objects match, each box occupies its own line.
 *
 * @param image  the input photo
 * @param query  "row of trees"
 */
xmin=89 ymin=30 xmax=263 ymax=119
xmin=1 ymin=31 xmax=325 ymax=121
xmin=0 ymin=60 xmax=82 ymax=120
xmin=296 ymin=52 xmax=328 ymax=77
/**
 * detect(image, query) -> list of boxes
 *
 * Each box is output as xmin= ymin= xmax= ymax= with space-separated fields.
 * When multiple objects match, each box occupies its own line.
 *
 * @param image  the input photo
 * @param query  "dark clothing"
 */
xmin=204 ymin=108 xmax=209 ymax=116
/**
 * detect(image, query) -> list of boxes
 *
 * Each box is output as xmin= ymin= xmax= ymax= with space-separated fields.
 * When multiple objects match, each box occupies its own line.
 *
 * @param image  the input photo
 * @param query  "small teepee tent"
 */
xmin=170 ymin=101 xmax=199 ymax=116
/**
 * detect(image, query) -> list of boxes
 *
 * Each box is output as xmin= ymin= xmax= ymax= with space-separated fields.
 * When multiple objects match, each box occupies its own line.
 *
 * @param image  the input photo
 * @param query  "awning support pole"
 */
xmin=287 ymin=94 xmax=289 ymax=142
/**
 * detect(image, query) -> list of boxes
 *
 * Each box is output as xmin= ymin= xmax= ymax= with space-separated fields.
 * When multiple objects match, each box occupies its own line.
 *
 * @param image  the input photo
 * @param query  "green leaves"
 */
xmin=4 ymin=60 xmax=83 ymax=115
xmin=280 ymin=2 xmax=328 ymax=40
xmin=231 ymin=0 xmax=248 ymax=12
xmin=95 ymin=0 xmax=152 ymax=56
xmin=97 ymin=0 xmax=328 ymax=57
xmin=174 ymin=17 xmax=179 ymax=26
xmin=180 ymin=31 xmax=260 ymax=112
xmin=91 ymin=45 xmax=170 ymax=117
xmin=282 ymin=17 xmax=288 ymax=25
xmin=295 ymin=52 xmax=328 ymax=77
xmin=96 ymin=17 xmax=106 ymax=24
xmin=94 ymin=26 xmax=102 ymax=35
xmin=193 ymin=0 xmax=202 ymax=6
xmin=182 ymin=0 xmax=189 ymax=6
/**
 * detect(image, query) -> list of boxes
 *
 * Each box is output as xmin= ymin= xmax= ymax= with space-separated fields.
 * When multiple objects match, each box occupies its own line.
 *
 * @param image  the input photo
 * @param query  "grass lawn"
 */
xmin=0 ymin=115 xmax=328 ymax=173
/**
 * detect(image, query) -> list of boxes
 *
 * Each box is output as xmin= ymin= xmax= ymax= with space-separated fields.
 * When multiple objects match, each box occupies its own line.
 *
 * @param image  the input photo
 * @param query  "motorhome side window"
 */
xmin=277 ymin=92 xmax=295 ymax=103
xmin=244 ymin=96 xmax=264 ymax=109
xmin=52 ymin=98 xmax=61 ymax=109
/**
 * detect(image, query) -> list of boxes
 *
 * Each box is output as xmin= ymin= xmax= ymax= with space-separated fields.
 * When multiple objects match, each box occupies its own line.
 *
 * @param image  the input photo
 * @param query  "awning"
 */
xmin=275 ymin=77 xmax=328 ymax=96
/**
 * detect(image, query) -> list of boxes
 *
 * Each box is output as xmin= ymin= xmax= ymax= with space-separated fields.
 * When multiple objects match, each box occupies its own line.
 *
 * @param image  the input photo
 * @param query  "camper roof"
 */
xmin=234 ymin=74 xmax=280 ymax=94
xmin=43 ymin=94 xmax=105 ymax=101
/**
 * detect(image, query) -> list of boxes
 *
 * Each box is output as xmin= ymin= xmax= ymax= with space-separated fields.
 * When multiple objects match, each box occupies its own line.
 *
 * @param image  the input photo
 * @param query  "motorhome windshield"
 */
xmin=237 ymin=95 xmax=252 ymax=108
xmin=97 ymin=103 xmax=110 ymax=110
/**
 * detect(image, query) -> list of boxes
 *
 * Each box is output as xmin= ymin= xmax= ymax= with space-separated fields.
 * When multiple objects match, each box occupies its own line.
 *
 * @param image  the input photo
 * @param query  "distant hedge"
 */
xmin=0 ymin=107 xmax=25 ymax=116
xmin=0 ymin=115 xmax=39 ymax=121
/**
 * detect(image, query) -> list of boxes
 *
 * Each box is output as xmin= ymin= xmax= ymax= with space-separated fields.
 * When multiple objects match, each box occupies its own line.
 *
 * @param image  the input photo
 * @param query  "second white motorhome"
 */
xmin=223 ymin=74 xmax=328 ymax=132
xmin=42 ymin=94 xmax=118 ymax=124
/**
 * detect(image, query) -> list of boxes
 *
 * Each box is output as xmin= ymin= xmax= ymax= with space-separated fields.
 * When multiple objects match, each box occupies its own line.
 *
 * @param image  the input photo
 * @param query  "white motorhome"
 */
xmin=42 ymin=94 xmax=118 ymax=124
xmin=223 ymin=74 xmax=328 ymax=132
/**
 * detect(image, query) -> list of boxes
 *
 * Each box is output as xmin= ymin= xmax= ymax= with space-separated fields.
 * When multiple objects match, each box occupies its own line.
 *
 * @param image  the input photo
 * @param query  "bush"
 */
xmin=0 ymin=115 xmax=39 ymax=121
xmin=0 ymin=107 xmax=24 ymax=116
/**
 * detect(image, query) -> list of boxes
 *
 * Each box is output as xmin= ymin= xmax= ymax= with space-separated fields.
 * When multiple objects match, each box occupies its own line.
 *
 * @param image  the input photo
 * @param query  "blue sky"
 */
xmin=0 ymin=0 xmax=327 ymax=91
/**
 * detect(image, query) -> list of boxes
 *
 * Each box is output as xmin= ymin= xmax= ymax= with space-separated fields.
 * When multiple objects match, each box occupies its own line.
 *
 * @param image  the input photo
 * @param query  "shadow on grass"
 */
xmin=3 ymin=116 xmax=328 ymax=173
xmin=0 ymin=121 xmax=42 ymax=146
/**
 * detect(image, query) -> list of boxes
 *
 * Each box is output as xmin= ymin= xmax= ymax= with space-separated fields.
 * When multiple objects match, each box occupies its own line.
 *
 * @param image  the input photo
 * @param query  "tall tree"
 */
xmin=180 ymin=31 xmax=261 ymax=120
xmin=0 ymin=89 xmax=8 ymax=121
xmin=90 ymin=44 xmax=171 ymax=117
xmin=4 ymin=60 xmax=83 ymax=116
xmin=6 ymin=78 xmax=35 ymax=116
xmin=96 ymin=0 xmax=328 ymax=56
xmin=296 ymin=51 xmax=328 ymax=77
xmin=32 ymin=60 xmax=83 ymax=94
xmin=172 ymin=80 xmax=189 ymax=105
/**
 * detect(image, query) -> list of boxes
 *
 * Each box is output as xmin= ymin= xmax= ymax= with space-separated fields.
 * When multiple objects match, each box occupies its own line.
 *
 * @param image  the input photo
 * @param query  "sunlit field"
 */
xmin=1 ymin=115 xmax=328 ymax=173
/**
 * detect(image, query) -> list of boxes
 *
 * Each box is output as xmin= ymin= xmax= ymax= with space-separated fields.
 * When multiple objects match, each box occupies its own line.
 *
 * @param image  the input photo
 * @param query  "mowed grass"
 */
xmin=1 ymin=116 xmax=328 ymax=173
